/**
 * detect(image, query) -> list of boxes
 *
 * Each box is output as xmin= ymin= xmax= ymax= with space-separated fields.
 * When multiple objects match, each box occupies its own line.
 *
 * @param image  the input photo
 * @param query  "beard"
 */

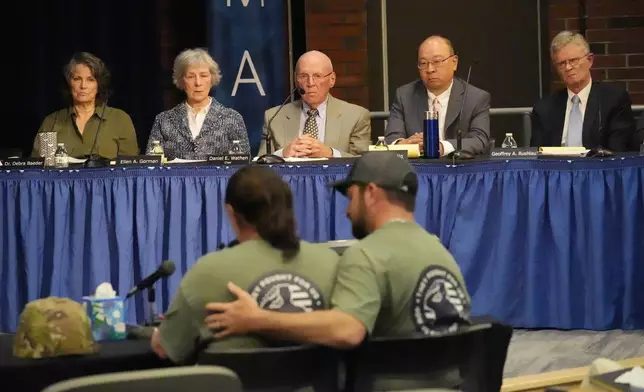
xmin=350 ymin=195 xmax=370 ymax=240
xmin=351 ymin=216 xmax=369 ymax=239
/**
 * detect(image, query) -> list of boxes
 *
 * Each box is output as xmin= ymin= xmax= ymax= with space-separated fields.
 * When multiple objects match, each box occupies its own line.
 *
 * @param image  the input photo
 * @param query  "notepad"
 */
xmin=539 ymin=147 xmax=589 ymax=156
xmin=368 ymin=144 xmax=420 ymax=158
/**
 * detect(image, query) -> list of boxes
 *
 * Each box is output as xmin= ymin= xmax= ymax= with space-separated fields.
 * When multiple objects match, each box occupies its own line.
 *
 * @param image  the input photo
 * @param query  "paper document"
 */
xmin=167 ymin=158 xmax=207 ymax=164
xmin=615 ymin=366 xmax=644 ymax=388
xmin=539 ymin=147 xmax=589 ymax=157
xmin=284 ymin=157 xmax=329 ymax=162
xmin=68 ymin=157 xmax=87 ymax=163
xmin=368 ymin=144 xmax=420 ymax=158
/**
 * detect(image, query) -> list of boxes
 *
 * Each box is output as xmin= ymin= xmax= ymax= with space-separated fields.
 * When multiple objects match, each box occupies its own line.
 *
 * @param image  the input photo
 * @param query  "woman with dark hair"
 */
xmin=151 ymin=166 xmax=339 ymax=363
xmin=31 ymin=52 xmax=139 ymax=159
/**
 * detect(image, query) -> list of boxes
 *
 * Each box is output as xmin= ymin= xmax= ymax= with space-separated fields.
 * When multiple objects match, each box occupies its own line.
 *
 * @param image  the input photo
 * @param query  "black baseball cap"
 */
xmin=330 ymin=153 xmax=418 ymax=196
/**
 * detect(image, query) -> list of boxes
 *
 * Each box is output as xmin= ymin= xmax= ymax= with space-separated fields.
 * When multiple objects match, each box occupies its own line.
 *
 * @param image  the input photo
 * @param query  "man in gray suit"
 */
xmin=258 ymin=51 xmax=371 ymax=158
xmin=385 ymin=36 xmax=491 ymax=156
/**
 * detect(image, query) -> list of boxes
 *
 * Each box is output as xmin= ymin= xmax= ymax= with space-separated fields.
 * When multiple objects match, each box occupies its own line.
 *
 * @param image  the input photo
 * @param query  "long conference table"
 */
xmin=1 ymin=156 xmax=643 ymax=333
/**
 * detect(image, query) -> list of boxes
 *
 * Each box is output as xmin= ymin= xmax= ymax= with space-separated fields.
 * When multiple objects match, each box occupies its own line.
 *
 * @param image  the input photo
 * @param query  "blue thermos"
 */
xmin=423 ymin=110 xmax=440 ymax=158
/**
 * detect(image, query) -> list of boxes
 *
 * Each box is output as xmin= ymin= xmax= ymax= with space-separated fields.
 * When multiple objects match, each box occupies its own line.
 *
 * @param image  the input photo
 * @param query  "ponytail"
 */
xmin=225 ymin=166 xmax=301 ymax=260
xmin=255 ymin=205 xmax=300 ymax=260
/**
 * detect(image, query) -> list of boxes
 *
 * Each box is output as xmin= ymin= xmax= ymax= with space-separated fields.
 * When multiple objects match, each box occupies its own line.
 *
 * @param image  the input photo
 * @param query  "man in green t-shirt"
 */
xmin=205 ymin=153 xmax=470 ymax=348
xmin=150 ymin=166 xmax=339 ymax=363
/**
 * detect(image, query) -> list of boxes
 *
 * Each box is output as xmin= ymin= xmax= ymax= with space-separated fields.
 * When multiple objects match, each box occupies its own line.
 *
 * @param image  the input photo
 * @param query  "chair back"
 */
xmin=41 ymin=366 xmax=242 ymax=392
xmin=198 ymin=344 xmax=339 ymax=392
xmin=346 ymin=321 xmax=513 ymax=392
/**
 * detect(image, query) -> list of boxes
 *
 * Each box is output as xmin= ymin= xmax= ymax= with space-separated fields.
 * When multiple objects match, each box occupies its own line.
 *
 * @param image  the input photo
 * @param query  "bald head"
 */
xmin=295 ymin=50 xmax=336 ymax=109
xmin=418 ymin=36 xmax=455 ymax=57
xmin=296 ymin=50 xmax=334 ymax=74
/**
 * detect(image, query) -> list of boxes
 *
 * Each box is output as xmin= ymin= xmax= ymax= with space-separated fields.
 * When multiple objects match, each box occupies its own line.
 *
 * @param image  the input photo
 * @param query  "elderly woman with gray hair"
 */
xmin=146 ymin=48 xmax=250 ymax=160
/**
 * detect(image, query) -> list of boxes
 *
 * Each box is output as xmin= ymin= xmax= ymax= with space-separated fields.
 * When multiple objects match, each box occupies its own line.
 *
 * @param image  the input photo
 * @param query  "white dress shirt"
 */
xmin=561 ymin=79 xmax=592 ymax=145
xmin=275 ymin=97 xmax=341 ymax=157
xmin=186 ymin=97 xmax=212 ymax=139
xmin=427 ymin=80 xmax=455 ymax=155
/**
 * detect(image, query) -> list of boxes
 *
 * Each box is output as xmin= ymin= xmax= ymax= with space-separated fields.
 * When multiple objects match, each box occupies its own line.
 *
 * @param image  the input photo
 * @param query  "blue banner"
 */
xmin=208 ymin=0 xmax=289 ymax=156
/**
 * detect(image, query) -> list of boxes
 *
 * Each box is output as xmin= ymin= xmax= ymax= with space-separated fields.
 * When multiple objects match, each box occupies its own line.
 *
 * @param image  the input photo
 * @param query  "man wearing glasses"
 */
xmin=530 ymin=30 xmax=637 ymax=151
xmin=257 ymin=50 xmax=371 ymax=158
xmin=384 ymin=35 xmax=491 ymax=156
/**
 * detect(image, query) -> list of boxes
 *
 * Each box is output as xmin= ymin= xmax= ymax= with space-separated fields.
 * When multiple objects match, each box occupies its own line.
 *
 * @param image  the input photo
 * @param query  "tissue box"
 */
xmin=82 ymin=296 xmax=127 ymax=341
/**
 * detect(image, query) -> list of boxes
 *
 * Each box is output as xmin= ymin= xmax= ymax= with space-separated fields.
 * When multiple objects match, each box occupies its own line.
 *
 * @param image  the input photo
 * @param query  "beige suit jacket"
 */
xmin=257 ymin=94 xmax=371 ymax=157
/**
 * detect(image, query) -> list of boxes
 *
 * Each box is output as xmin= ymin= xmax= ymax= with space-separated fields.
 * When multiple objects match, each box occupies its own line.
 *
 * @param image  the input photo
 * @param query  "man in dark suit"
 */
xmin=385 ymin=35 xmax=490 ymax=156
xmin=531 ymin=31 xmax=637 ymax=151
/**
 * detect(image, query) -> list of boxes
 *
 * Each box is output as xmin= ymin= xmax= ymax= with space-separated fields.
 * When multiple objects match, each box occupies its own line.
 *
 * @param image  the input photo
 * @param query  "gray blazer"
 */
xmin=384 ymin=78 xmax=491 ymax=155
xmin=146 ymin=98 xmax=250 ymax=160
xmin=258 ymin=94 xmax=371 ymax=157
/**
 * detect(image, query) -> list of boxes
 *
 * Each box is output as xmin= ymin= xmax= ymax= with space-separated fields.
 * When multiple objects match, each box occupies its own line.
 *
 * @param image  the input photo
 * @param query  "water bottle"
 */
xmin=423 ymin=110 xmax=440 ymax=158
xmin=54 ymin=143 xmax=68 ymax=168
xmin=229 ymin=140 xmax=243 ymax=154
xmin=373 ymin=136 xmax=389 ymax=151
xmin=150 ymin=140 xmax=165 ymax=162
xmin=501 ymin=133 xmax=518 ymax=149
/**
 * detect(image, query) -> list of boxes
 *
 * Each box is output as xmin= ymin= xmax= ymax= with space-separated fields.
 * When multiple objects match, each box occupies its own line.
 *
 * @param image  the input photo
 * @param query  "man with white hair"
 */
xmin=258 ymin=50 xmax=371 ymax=158
xmin=530 ymin=31 xmax=637 ymax=151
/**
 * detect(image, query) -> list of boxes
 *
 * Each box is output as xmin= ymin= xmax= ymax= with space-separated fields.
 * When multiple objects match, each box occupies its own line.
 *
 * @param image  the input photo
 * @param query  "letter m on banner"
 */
xmin=208 ymin=0 xmax=288 ymax=155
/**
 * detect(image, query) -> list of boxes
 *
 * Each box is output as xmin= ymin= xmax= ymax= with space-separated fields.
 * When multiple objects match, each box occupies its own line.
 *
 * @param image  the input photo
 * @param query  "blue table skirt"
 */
xmin=1 ymin=157 xmax=644 ymax=332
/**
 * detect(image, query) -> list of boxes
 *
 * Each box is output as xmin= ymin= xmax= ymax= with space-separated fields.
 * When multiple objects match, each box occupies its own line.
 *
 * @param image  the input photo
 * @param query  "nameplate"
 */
xmin=364 ymin=150 xmax=408 ymax=160
xmin=206 ymin=154 xmax=251 ymax=165
xmin=0 ymin=157 xmax=45 ymax=168
xmin=490 ymin=148 xmax=539 ymax=159
xmin=116 ymin=155 xmax=162 ymax=166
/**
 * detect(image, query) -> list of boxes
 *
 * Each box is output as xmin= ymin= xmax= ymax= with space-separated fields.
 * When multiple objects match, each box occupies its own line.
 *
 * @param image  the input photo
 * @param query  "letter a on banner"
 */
xmin=208 ymin=0 xmax=288 ymax=156
xmin=232 ymin=51 xmax=266 ymax=96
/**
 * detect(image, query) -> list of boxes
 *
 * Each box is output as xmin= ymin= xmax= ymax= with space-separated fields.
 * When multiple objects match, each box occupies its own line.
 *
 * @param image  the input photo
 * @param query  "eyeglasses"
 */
xmin=417 ymin=55 xmax=456 ymax=70
xmin=555 ymin=53 xmax=591 ymax=69
xmin=296 ymin=71 xmax=334 ymax=83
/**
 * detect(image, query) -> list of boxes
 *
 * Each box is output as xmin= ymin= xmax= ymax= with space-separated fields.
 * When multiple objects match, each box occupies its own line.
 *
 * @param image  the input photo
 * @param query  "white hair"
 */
xmin=550 ymin=31 xmax=590 ymax=57
xmin=172 ymin=48 xmax=222 ymax=89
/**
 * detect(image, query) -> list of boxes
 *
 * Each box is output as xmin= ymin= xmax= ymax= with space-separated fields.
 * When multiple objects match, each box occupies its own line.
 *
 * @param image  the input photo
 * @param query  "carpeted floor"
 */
xmin=503 ymin=329 xmax=644 ymax=378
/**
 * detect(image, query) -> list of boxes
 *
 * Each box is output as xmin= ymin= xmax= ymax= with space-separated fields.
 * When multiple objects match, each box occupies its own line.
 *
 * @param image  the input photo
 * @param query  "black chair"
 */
xmin=42 ymin=366 xmax=242 ymax=392
xmin=345 ymin=320 xmax=513 ymax=392
xmin=197 ymin=344 xmax=340 ymax=392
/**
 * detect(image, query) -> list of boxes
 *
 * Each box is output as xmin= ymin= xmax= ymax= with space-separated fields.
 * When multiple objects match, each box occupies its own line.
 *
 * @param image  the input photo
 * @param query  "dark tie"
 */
xmin=303 ymin=109 xmax=319 ymax=139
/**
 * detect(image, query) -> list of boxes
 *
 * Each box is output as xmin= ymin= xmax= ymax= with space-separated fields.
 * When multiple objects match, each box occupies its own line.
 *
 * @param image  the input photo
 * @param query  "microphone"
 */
xmin=217 ymin=239 xmax=240 ymax=250
xmin=256 ymin=86 xmax=305 ymax=164
xmin=125 ymin=260 xmax=176 ymax=299
xmin=449 ymin=59 xmax=479 ymax=161
xmin=85 ymin=101 xmax=111 ymax=168
xmin=586 ymin=91 xmax=614 ymax=157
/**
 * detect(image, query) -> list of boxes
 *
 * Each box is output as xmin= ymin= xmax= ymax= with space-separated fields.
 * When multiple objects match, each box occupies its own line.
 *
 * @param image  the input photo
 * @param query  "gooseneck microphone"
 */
xmin=256 ymin=86 xmax=305 ymax=164
xmin=586 ymin=92 xmax=614 ymax=157
xmin=85 ymin=101 xmax=111 ymax=168
xmin=125 ymin=260 xmax=176 ymax=299
xmin=449 ymin=59 xmax=479 ymax=161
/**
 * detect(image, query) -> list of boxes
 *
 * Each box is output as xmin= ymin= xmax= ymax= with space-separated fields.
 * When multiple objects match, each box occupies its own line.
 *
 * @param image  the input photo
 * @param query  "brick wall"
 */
xmin=305 ymin=0 xmax=370 ymax=109
xmin=548 ymin=0 xmax=644 ymax=104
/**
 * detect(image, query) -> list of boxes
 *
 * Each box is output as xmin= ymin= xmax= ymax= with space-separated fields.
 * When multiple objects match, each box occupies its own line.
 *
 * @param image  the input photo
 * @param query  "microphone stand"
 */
xmin=585 ymin=93 xmax=615 ymax=158
xmin=256 ymin=87 xmax=304 ymax=164
xmin=146 ymin=286 xmax=158 ymax=326
xmin=85 ymin=101 xmax=111 ymax=168
xmin=449 ymin=61 xmax=478 ymax=162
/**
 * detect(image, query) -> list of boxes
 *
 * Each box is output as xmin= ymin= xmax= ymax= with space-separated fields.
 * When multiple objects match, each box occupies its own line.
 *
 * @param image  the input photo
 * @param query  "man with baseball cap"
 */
xmin=204 ymin=153 xmax=471 ymax=350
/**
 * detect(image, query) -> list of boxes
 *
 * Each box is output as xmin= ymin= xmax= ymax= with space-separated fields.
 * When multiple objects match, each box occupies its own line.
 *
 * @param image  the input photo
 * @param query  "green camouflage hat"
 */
xmin=13 ymin=297 xmax=98 ymax=358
